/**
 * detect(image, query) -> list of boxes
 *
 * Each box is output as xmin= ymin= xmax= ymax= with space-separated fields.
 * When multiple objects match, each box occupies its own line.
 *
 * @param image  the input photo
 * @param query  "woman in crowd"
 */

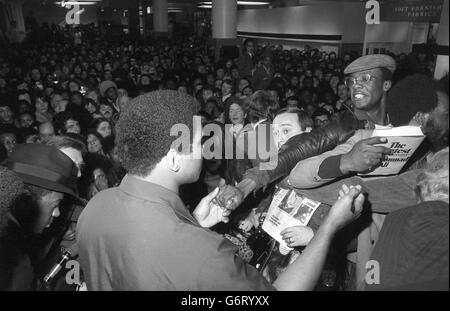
xmin=85 ymin=130 xmax=107 ymax=157
xmin=78 ymin=153 xmax=112 ymax=200
xmin=89 ymin=118 xmax=112 ymax=140
xmin=225 ymin=97 xmax=247 ymax=139
xmin=34 ymin=93 xmax=53 ymax=124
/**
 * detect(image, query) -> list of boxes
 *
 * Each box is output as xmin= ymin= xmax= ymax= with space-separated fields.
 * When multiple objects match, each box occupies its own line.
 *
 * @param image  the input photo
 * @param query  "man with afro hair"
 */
xmin=0 ymin=166 xmax=25 ymax=238
xmin=0 ymin=167 xmax=26 ymax=290
xmin=76 ymin=90 xmax=365 ymax=291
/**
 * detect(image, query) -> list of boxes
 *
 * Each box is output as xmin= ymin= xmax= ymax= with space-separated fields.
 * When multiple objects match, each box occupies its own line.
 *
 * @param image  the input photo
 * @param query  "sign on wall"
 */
xmin=380 ymin=0 xmax=444 ymax=22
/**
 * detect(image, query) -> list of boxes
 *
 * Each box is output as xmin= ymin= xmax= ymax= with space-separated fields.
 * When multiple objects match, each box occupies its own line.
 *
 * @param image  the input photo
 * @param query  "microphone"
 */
xmin=42 ymin=242 xmax=78 ymax=285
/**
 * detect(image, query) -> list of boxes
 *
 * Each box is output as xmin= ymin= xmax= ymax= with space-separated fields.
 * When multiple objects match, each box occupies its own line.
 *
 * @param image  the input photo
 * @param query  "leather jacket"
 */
xmin=243 ymin=120 xmax=355 ymax=192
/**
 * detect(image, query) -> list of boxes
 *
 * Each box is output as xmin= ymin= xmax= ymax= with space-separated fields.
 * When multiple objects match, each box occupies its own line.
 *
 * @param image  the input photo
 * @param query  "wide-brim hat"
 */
xmin=6 ymin=143 xmax=79 ymax=198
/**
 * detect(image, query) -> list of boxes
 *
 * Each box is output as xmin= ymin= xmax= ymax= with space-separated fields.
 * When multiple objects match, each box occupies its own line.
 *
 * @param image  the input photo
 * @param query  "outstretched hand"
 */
xmin=213 ymin=184 xmax=244 ymax=211
xmin=193 ymin=187 xmax=232 ymax=228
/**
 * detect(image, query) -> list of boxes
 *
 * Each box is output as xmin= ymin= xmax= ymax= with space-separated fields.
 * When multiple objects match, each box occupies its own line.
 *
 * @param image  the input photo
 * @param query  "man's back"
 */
xmin=367 ymin=200 xmax=449 ymax=291
xmin=77 ymin=175 xmax=273 ymax=291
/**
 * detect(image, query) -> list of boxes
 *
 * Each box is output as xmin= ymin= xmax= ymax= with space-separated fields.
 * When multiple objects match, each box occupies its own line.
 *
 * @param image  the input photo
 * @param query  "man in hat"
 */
xmin=214 ymin=54 xmax=396 ymax=209
xmin=287 ymin=54 xmax=396 ymax=189
xmin=1 ymin=144 xmax=79 ymax=290
xmin=286 ymin=73 xmax=449 ymax=290
xmin=99 ymin=80 xmax=119 ymax=112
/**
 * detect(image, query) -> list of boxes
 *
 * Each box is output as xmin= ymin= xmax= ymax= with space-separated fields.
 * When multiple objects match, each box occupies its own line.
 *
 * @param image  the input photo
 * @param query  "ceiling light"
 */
xmin=199 ymin=1 xmax=270 ymax=5
xmin=56 ymin=1 xmax=100 ymax=6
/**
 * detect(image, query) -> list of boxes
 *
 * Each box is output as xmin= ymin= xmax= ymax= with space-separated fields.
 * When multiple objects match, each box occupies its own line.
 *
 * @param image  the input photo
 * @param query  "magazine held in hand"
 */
xmin=360 ymin=126 xmax=425 ymax=176
xmin=262 ymin=187 xmax=321 ymax=255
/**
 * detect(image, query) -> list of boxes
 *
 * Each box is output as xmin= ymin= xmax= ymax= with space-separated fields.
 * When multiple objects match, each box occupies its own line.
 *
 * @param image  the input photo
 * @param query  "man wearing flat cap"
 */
xmin=288 ymin=54 xmax=396 ymax=189
xmin=0 ymin=143 xmax=80 ymax=290
xmin=343 ymin=54 xmax=396 ymax=128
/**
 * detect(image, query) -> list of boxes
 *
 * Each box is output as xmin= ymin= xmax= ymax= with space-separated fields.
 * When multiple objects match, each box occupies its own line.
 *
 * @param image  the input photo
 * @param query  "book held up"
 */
xmin=360 ymin=126 xmax=425 ymax=176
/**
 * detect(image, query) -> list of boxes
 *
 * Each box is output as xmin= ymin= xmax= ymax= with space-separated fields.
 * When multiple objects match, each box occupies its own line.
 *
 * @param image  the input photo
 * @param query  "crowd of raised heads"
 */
xmin=0 ymin=23 xmax=448 ymax=291
xmin=1 ymin=24 xmax=440 ymax=200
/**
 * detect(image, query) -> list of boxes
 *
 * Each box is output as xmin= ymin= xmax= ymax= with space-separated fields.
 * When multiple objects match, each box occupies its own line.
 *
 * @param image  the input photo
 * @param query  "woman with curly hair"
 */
xmin=78 ymin=153 xmax=112 ymax=200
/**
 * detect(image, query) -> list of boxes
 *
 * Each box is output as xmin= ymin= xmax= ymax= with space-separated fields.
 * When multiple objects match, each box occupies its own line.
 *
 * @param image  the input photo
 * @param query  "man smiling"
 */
xmin=288 ymin=54 xmax=396 ymax=188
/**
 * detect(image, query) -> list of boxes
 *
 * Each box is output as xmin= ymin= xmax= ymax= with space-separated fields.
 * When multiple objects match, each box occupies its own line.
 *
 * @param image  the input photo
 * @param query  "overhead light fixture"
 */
xmin=199 ymin=1 xmax=270 ymax=5
xmin=56 ymin=1 xmax=101 ymax=6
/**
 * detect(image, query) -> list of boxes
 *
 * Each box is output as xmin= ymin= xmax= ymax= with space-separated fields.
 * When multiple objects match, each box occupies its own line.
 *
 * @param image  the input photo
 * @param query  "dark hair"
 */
xmin=18 ymin=127 xmax=39 ymax=143
xmin=0 ymin=167 xmax=25 ymax=236
xmin=380 ymin=67 xmax=393 ymax=82
xmin=387 ymin=74 xmax=438 ymax=127
xmin=83 ymin=97 xmax=98 ymax=112
xmin=8 ymin=183 xmax=50 ymax=235
xmin=224 ymin=97 xmax=248 ymax=125
xmin=275 ymin=107 xmax=313 ymax=131
xmin=53 ymin=111 xmax=79 ymax=134
xmin=89 ymin=117 xmax=111 ymax=134
xmin=285 ymin=96 xmax=300 ymax=108
xmin=17 ymin=100 xmax=35 ymax=115
xmin=243 ymin=38 xmax=255 ymax=51
xmin=70 ymin=91 xmax=83 ymax=100
xmin=0 ymin=143 xmax=7 ymax=163
xmin=31 ymin=91 xmax=46 ymax=106
xmin=0 ymin=102 xmax=13 ymax=109
xmin=204 ymin=97 xmax=220 ymax=114
xmin=312 ymin=108 xmax=331 ymax=119
xmin=115 ymin=90 xmax=200 ymax=176
xmin=198 ymin=110 xmax=213 ymax=122
xmin=78 ymin=152 xmax=112 ymax=199
xmin=285 ymin=86 xmax=298 ymax=96
xmin=247 ymin=90 xmax=276 ymax=123
xmin=86 ymin=130 xmax=104 ymax=149
xmin=286 ymin=96 xmax=300 ymax=103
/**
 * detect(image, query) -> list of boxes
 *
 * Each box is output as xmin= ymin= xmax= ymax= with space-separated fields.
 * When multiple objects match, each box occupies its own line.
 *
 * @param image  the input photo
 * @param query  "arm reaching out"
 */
xmin=272 ymin=184 xmax=365 ymax=291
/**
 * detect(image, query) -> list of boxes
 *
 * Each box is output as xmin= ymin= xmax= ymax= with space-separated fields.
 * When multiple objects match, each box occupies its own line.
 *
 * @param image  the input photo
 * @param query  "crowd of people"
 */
xmin=0 ymin=24 xmax=448 ymax=291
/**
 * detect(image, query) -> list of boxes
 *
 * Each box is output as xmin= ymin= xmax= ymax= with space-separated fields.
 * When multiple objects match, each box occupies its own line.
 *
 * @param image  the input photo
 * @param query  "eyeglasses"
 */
xmin=344 ymin=73 xmax=378 ymax=87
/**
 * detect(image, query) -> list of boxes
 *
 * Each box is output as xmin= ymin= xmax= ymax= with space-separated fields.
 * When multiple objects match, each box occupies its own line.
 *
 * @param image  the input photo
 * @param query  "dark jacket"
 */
xmin=0 ymin=221 xmax=36 ymax=290
xmin=243 ymin=121 xmax=355 ymax=192
xmin=238 ymin=51 xmax=255 ymax=80
xmin=367 ymin=200 xmax=449 ymax=291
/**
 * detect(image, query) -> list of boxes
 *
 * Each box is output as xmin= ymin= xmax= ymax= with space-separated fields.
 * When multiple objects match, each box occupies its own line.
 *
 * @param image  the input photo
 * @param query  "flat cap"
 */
xmin=344 ymin=54 xmax=396 ymax=75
